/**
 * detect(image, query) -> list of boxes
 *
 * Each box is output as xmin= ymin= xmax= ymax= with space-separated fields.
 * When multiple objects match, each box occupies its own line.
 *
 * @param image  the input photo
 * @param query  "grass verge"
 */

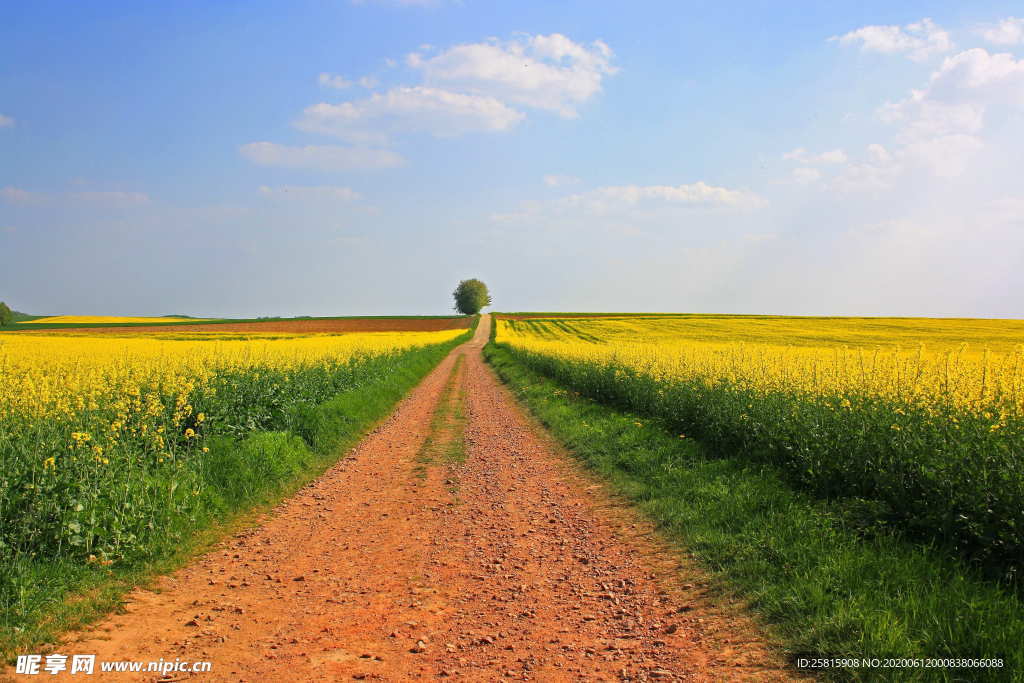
xmin=484 ymin=342 xmax=1024 ymax=682
xmin=414 ymin=355 xmax=468 ymax=477
xmin=1 ymin=333 xmax=468 ymax=662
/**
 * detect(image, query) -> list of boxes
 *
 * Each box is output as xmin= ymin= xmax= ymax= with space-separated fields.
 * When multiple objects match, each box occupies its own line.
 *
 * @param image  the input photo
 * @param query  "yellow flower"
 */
xmin=196 ymin=412 xmax=205 ymax=423
xmin=43 ymin=456 xmax=56 ymax=470
xmin=184 ymin=428 xmax=196 ymax=438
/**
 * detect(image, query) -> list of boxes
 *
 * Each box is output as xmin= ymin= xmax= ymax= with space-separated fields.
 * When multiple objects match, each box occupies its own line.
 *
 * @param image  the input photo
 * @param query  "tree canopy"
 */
xmin=452 ymin=279 xmax=492 ymax=315
xmin=0 ymin=302 xmax=13 ymax=327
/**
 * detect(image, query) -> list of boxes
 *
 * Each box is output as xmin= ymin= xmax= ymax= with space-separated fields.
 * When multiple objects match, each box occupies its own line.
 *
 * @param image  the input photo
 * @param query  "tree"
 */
xmin=452 ymin=279 xmax=492 ymax=315
xmin=0 ymin=302 xmax=12 ymax=327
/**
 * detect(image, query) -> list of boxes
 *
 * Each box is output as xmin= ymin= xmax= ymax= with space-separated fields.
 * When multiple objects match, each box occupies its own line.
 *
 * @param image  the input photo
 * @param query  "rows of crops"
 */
xmin=0 ymin=329 xmax=466 ymax=568
xmin=494 ymin=316 xmax=1024 ymax=581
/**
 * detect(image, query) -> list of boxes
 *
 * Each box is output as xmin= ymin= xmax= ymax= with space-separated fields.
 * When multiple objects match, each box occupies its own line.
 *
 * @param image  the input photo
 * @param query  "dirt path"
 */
xmin=19 ymin=315 xmax=795 ymax=681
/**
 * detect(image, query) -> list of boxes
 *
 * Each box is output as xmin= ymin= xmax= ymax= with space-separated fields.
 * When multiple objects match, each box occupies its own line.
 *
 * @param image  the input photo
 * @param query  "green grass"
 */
xmin=414 ymin=355 xmax=467 ymax=477
xmin=484 ymin=342 xmax=1024 ymax=682
xmin=1 ymin=331 xmax=469 ymax=661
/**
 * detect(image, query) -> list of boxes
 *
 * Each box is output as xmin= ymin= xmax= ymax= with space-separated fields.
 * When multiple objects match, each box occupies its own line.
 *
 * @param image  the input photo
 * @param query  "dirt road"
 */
xmin=28 ymin=315 xmax=794 ymax=681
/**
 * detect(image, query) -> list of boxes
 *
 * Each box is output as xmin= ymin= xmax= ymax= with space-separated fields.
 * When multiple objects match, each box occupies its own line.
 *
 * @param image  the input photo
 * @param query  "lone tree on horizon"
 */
xmin=452 ymin=279 xmax=492 ymax=315
xmin=0 ymin=302 xmax=13 ymax=327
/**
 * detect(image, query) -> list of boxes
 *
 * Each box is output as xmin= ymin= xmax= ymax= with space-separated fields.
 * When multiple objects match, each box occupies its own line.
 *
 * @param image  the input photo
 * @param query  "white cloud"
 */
xmin=782 ymin=148 xmax=848 ymax=164
xmin=831 ymin=17 xmax=952 ymax=62
xmin=866 ymin=143 xmax=892 ymax=164
xmin=294 ymin=86 xmax=524 ymax=143
xmin=901 ymin=133 xmax=985 ymax=178
xmin=862 ymin=48 xmax=1024 ymax=179
xmin=239 ymin=142 xmax=406 ymax=170
xmin=573 ymin=183 xmax=763 ymax=209
xmin=319 ymin=73 xmax=379 ymax=89
xmin=543 ymin=174 xmax=581 ymax=187
xmin=319 ymin=73 xmax=352 ymax=89
xmin=831 ymin=157 xmax=903 ymax=192
xmin=925 ymin=48 xmax=1024 ymax=103
xmin=0 ymin=114 xmax=13 ymax=128
xmin=977 ymin=17 xmax=1024 ymax=45
xmin=258 ymin=185 xmax=361 ymax=201
xmin=407 ymin=33 xmax=618 ymax=118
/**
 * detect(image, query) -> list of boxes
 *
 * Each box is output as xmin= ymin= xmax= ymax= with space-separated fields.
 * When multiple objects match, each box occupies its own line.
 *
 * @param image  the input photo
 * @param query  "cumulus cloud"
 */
xmin=258 ymin=185 xmax=361 ymax=201
xmin=831 ymin=17 xmax=952 ymax=62
xmin=866 ymin=143 xmax=892 ymax=164
xmin=258 ymin=33 xmax=614 ymax=163
xmin=407 ymin=33 xmax=618 ymax=118
xmin=239 ymin=142 xmax=406 ymax=170
xmin=318 ymin=73 xmax=378 ymax=89
xmin=318 ymin=73 xmax=353 ymax=89
xmin=876 ymin=48 xmax=1024 ymax=176
xmin=977 ymin=17 xmax=1024 ymax=45
xmin=294 ymin=86 xmax=525 ymax=143
xmin=0 ymin=114 xmax=13 ymax=128
xmin=543 ymin=174 xmax=581 ymax=187
xmin=782 ymin=148 xmax=848 ymax=164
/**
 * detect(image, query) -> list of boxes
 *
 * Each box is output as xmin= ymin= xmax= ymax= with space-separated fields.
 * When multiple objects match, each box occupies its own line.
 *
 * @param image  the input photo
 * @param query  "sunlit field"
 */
xmin=495 ymin=315 xmax=1024 ymax=578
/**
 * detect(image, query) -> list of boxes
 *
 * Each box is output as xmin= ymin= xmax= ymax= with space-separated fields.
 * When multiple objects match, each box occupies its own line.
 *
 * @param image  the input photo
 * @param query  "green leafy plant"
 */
xmin=452 ymin=279 xmax=492 ymax=315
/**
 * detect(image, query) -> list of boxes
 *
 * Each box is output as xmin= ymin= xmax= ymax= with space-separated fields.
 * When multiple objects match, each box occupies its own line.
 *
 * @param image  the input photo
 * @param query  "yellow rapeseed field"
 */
xmin=0 ymin=329 xmax=465 ymax=422
xmin=496 ymin=316 xmax=1024 ymax=414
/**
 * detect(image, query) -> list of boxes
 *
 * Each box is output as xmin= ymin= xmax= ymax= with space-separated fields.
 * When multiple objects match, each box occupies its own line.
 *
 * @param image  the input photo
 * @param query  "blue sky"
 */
xmin=2 ymin=1 xmax=1023 ymax=317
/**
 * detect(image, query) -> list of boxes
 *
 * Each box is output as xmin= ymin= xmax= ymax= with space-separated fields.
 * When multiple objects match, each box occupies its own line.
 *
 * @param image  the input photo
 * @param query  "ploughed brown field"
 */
xmin=13 ymin=317 xmax=473 ymax=334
